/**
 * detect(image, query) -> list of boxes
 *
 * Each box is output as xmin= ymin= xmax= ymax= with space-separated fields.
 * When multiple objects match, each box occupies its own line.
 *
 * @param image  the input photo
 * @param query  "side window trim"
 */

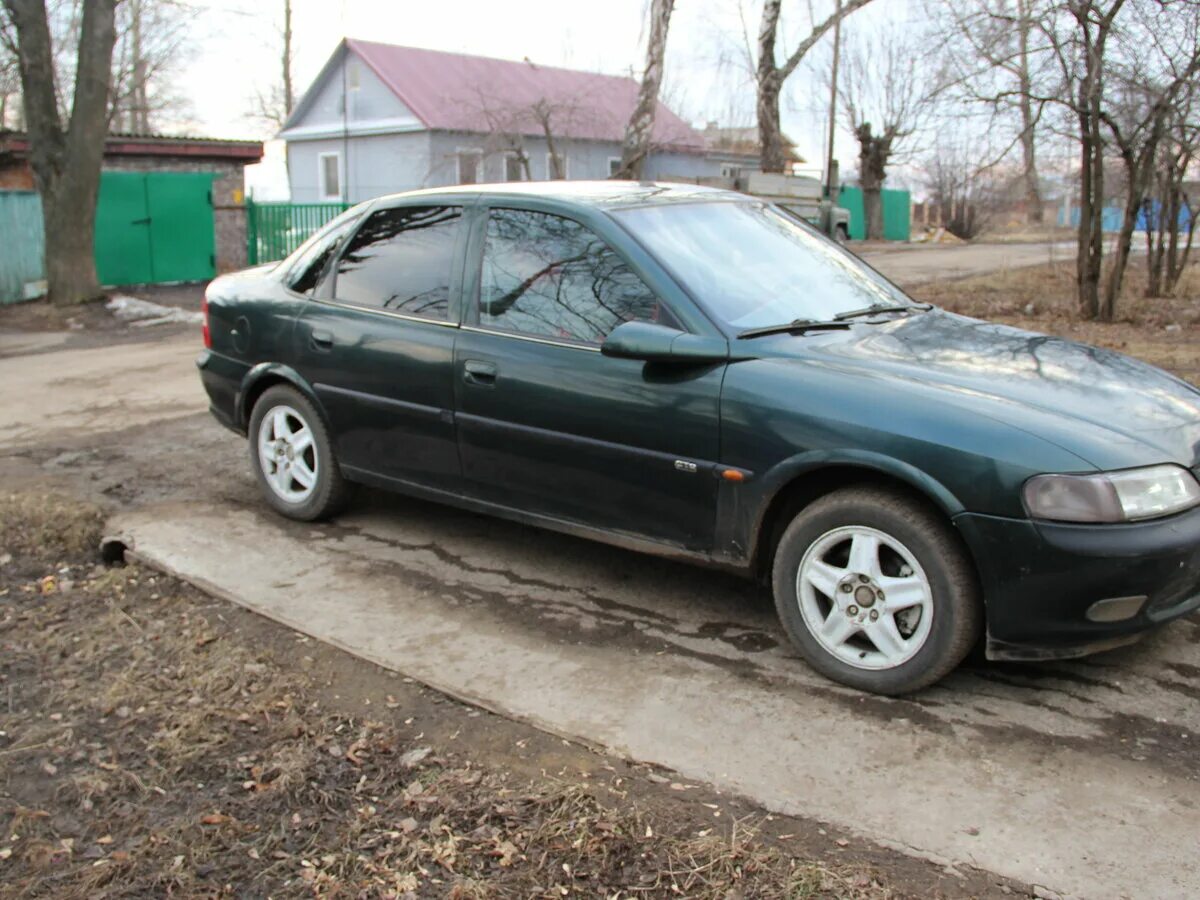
xmin=467 ymin=204 xmax=689 ymax=349
xmin=283 ymin=212 xmax=364 ymax=299
xmin=324 ymin=202 xmax=466 ymax=324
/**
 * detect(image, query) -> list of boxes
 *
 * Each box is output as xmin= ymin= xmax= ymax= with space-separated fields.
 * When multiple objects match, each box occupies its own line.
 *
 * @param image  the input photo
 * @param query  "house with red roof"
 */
xmin=278 ymin=39 xmax=722 ymax=203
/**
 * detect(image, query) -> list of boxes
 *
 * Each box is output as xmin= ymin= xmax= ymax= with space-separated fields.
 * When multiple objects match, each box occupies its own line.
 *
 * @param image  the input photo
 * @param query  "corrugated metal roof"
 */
xmin=341 ymin=39 xmax=704 ymax=153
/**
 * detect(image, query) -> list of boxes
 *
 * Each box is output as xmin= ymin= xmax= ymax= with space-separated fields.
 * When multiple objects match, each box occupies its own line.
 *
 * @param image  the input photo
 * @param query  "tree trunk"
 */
xmin=1015 ymin=0 xmax=1042 ymax=224
xmin=615 ymin=0 xmax=673 ymax=180
xmin=855 ymin=124 xmax=889 ymax=240
xmin=1101 ymin=174 xmax=1141 ymax=322
xmin=5 ymin=0 xmax=119 ymax=305
xmin=756 ymin=74 xmax=786 ymax=173
xmin=282 ymin=0 xmax=294 ymax=117
xmin=756 ymin=0 xmax=787 ymax=173
xmin=1075 ymin=110 xmax=1104 ymax=320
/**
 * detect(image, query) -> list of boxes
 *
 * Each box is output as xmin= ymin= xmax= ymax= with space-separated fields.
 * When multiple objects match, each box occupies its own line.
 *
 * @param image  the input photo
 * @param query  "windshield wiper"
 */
xmin=833 ymin=302 xmax=933 ymax=321
xmin=737 ymin=318 xmax=853 ymax=340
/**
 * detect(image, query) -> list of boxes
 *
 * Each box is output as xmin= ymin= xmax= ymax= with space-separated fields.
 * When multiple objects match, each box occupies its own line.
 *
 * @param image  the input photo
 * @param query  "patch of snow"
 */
xmin=106 ymin=294 xmax=203 ymax=328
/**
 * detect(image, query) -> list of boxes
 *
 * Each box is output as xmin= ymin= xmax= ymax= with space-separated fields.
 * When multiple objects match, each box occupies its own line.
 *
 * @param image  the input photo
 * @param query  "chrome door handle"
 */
xmin=463 ymin=359 xmax=497 ymax=386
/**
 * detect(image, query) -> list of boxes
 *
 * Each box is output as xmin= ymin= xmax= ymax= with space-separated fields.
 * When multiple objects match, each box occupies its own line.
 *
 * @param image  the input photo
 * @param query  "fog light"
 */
xmin=1085 ymin=596 xmax=1148 ymax=623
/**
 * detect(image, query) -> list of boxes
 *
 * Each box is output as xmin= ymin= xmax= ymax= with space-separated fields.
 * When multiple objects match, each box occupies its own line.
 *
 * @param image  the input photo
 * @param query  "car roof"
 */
xmin=372 ymin=180 xmax=747 ymax=210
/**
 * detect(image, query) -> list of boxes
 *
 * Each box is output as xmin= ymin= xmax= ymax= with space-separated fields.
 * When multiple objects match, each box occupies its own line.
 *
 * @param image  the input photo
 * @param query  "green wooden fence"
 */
xmin=838 ymin=186 xmax=911 ymax=241
xmin=246 ymin=199 xmax=349 ymax=265
xmin=0 ymin=191 xmax=46 ymax=304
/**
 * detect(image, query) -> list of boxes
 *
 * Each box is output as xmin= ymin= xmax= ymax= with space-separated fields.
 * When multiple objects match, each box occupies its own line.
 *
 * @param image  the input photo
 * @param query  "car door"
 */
xmin=292 ymin=202 xmax=465 ymax=492
xmin=453 ymin=204 xmax=725 ymax=551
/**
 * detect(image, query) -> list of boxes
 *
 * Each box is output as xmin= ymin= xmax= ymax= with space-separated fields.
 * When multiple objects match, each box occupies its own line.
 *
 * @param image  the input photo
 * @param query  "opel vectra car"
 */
xmin=197 ymin=182 xmax=1200 ymax=694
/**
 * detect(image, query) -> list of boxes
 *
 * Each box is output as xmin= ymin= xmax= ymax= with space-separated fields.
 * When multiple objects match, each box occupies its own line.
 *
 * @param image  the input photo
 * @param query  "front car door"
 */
xmin=453 ymin=203 xmax=726 ymax=551
xmin=292 ymin=202 xmax=466 ymax=492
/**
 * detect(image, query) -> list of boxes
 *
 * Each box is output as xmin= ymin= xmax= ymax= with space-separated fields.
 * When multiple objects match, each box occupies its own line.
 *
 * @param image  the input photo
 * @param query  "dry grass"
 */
xmin=912 ymin=261 xmax=1200 ymax=385
xmin=0 ymin=490 xmax=898 ymax=899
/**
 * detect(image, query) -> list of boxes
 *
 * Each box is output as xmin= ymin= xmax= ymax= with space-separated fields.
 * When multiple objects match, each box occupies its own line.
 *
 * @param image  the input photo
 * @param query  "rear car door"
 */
xmin=453 ymin=205 xmax=725 ymax=551
xmin=292 ymin=203 xmax=465 ymax=492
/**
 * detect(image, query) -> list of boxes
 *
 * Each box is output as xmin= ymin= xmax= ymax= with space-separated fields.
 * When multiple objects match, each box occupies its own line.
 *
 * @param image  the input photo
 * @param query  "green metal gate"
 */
xmin=94 ymin=172 xmax=216 ymax=285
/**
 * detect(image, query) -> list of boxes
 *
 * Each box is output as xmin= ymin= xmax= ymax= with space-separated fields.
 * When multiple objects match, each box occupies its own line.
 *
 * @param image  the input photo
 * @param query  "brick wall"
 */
xmin=0 ymin=162 xmax=35 ymax=191
xmin=101 ymin=156 xmax=250 ymax=272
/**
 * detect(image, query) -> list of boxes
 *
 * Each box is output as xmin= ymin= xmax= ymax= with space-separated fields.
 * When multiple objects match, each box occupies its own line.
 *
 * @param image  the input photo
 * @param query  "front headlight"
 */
xmin=1023 ymin=464 xmax=1200 ymax=523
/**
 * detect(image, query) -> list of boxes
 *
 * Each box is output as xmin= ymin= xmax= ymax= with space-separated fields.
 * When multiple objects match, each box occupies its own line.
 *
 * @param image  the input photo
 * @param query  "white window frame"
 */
xmin=545 ymin=150 xmax=569 ymax=180
xmin=503 ymin=151 xmax=527 ymax=182
xmin=318 ymin=151 xmax=342 ymax=201
xmin=608 ymin=156 xmax=622 ymax=177
xmin=456 ymin=148 xmax=484 ymax=185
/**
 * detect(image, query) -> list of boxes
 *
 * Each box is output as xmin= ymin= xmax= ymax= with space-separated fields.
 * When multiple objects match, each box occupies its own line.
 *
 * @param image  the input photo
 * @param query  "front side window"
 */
xmin=615 ymin=201 xmax=912 ymax=330
xmin=333 ymin=206 xmax=461 ymax=319
xmin=478 ymin=208 xmax=676 ymax=344
xmin=286 ymin=213 xmax=361 ymax=295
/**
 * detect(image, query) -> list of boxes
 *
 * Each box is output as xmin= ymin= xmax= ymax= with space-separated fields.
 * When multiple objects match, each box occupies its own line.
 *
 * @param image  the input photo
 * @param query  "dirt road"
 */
xmin=2 ymin=321 xmax=1198 ymax=899
xmin=861 ymin=241 xmax=1079 ymax=284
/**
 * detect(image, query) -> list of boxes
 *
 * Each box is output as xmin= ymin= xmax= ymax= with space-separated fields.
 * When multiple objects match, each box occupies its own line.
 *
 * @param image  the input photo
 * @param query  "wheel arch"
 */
xmin=748 ymin=452 xmax=967 ymax=581
xmin=236 ymin=363 xmax=326 ymax=431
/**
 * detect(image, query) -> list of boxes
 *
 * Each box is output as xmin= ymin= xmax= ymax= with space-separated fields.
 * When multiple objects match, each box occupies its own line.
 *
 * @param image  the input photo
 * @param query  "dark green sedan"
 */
xmin=197 ymin=182 xmax=1200 ymax=694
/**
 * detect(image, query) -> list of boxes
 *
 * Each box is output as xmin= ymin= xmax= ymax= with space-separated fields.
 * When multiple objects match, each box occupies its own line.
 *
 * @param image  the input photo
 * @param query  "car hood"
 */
xmin=750 ymin=310 xmax=1200 ymax=472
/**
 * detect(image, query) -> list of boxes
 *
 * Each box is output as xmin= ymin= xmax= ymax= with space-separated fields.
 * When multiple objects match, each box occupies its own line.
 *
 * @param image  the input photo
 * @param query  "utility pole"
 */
xmin=824 ymin=0 xmax=841 ymax=200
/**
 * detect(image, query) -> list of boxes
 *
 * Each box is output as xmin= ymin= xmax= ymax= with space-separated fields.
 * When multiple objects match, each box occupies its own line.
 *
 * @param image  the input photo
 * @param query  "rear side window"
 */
xmin=478 ymin=208 xmax=676 ymax=344
xmin=333 ymin=206 xmax=461 ymax=319
xmin=287 ymin=215 xmax=360 ymax=295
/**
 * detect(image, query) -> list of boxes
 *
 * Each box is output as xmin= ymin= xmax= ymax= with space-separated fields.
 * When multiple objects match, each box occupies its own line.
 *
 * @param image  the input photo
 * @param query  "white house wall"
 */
xmin=424 ymin=131 xmax=720 ymax=186
xmin=287 ymin=132 xmax=433 ymax=203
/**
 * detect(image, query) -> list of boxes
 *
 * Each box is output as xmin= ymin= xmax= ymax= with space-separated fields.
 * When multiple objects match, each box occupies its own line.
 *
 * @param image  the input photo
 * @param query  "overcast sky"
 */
xmin=176 ymin=0 xmax=919 ymax=195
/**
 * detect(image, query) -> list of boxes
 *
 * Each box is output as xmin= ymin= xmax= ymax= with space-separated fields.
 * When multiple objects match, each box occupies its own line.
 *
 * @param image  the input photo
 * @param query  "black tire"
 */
xmin=248 ymin=385 xmax=349 ymax=522
xmin=771 ymin=486 xmax=981 ymax=695
xmin=835 ymin=224 xmax=850 ymax=244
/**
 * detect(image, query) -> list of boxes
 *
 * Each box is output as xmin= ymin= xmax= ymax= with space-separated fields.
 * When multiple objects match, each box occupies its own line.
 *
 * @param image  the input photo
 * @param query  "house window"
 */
xmin=608 ymin=157 xmax=622 ymax=177
xmin=457 ymin=149 xmax=483 ymax=185
xmin=504 ymin=153 xmax=526 ymax=182
xmin=546 ymin=151 xmax=569 ymax=180
xmin=319 ymin=152 xmax=342 ymax=201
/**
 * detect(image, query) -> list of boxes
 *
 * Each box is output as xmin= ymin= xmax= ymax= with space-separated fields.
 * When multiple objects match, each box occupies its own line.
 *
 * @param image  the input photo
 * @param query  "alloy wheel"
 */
xmin=256 ymin=404 xmax=319 ymax=504
xmin=796 ymin=525 xmax=934 ymax=670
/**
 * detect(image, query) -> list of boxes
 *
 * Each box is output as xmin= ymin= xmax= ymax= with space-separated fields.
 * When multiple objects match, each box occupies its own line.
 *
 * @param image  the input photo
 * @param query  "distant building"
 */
xmin=279 ymin=39 xmax=722 ymax=203
xmin=700 ymin=123 xmax=804 ymax=179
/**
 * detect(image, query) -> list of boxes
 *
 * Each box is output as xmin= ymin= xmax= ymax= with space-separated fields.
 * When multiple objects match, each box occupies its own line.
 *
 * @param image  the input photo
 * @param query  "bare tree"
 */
xmin=839 ymin=30 xmax=938 ymax=239
xmin=1095 ymin=3 xmax=1200 ymax=318
xmin=1145 ymin=85 xmax=1200 ymax=297
xmin=250 ymin=0 xmax=294 ymax=130
xmin=4 ymin=0 xmax=118 ymax=305
xmin=921 ymin=141 xmax=1004 ymax=239
xmin=754 ymin=0 xmax=875 ymax=173
xmin=615 ymin=0 xmax=674 ymax=179
xmin=108 ymin=0 xmax=193 ymax=133
xmin=0 ymin=42 xmax=18 ymax=127
xmin=931 ymin=0 xmax=1055 ymax=224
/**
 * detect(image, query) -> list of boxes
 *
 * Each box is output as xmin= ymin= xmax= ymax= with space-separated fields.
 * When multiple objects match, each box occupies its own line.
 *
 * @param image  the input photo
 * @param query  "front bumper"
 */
xmin=954 ymin=506 xmax=1200 ymax=661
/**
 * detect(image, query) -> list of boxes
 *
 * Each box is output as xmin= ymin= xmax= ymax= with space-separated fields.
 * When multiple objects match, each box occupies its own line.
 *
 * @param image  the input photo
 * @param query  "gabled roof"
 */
xmin=285 ymin=39 xmax=705 ymax=154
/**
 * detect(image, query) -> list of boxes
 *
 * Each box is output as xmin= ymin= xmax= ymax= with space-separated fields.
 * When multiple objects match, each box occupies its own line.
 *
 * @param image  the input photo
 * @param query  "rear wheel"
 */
xmin=771 ymin=486 xmax=981 ymax=694
xmin=249 ymin=385 xmax=349 ymax=521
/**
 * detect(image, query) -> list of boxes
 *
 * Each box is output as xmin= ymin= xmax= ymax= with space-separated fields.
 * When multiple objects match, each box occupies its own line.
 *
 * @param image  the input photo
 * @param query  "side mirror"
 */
xmin=601 ymin=321 xmax=729 ymax=364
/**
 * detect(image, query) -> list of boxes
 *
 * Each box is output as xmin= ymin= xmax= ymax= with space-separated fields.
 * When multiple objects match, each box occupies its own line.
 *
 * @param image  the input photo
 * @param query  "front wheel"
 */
xmin=771 ymin=486 xmax=981 ymax=694
xmin=248 ymin=385 xmax=349 ymax=521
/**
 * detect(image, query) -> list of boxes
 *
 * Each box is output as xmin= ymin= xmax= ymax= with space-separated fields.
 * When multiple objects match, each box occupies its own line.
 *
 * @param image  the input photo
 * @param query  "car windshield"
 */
xmin=614 ymin=201 xmax=914 ymax=331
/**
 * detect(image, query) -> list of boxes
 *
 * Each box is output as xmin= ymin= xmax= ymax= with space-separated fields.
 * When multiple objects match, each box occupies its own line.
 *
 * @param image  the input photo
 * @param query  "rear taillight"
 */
xmin=201 ymin=295 xmax=212 ymax=348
